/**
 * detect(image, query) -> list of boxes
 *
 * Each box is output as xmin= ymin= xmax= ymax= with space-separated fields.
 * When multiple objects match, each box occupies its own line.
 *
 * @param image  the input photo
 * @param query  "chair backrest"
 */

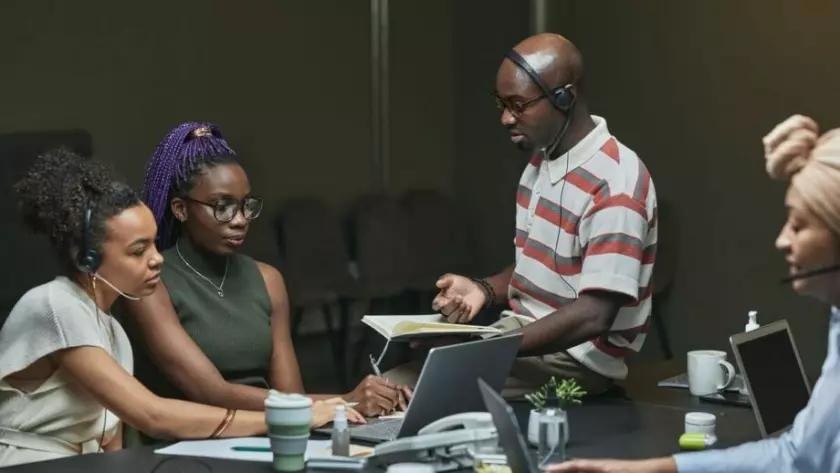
xmin=350 ymin=194 xmax=412 ymax=297
xmin=401 ymin=189 xmax=464 ymax=286
xmin=651 ymin=199 xmax=678 ymax=295
xmin=276 ymin=197 xmax=355 ymax=302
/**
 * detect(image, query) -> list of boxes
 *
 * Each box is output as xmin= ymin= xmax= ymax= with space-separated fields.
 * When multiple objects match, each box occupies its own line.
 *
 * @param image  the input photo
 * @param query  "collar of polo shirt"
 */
xmin=545 ymin=115 xmax=612 ymax=184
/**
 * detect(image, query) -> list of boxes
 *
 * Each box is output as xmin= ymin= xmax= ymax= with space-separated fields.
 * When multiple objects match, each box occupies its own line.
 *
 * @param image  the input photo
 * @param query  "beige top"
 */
xmin=0 ymin=276 xmax=132 ymax=467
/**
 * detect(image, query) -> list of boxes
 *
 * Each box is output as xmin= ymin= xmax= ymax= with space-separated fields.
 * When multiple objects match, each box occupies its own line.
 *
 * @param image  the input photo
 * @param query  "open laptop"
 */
xmin=326 ymin=333 xmax=522 ymax=443
xmin=657 ymin=372 xmax=746 ymax=392
xmin=478 ymin=377 xmax=538 ymax=473
xmin=729 ymin=319 xmax=812 ymax=437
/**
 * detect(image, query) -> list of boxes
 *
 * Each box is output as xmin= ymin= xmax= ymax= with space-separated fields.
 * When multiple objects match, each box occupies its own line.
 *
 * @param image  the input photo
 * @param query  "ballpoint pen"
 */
xmin=369 ymin=354 xmax=402 ymax=414
xmin=369 ymin=354 xmax=382 ymax=376
xmin=231 ymin=446 xmax=271 ymax=452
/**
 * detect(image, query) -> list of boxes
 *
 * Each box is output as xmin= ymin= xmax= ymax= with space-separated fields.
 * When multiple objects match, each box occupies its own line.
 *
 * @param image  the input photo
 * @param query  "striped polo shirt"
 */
xmin=505 ymin=115 xmax=657 ymax=380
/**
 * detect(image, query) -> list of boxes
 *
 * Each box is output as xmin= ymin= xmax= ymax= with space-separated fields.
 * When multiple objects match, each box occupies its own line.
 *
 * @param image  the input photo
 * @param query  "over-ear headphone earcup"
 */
xmin=77 ymin=249 xmax=102 ymax=274
xmin=553 ymin=86 xmax=575 ymax=113
xmin=77 ymin=202 xmax=101 ymax=274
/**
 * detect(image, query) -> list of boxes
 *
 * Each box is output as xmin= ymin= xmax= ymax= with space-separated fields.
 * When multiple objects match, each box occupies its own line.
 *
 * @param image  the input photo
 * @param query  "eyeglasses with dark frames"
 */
xmin=186 ymin=196 xmax=264 ymax=223
xmin=493 ymin=91 xmax=547 ymax=118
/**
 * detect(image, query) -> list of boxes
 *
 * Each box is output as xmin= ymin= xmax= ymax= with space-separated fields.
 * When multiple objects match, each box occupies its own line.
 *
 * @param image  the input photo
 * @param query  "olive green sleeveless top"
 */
xmin=126 ymin=236 xmax=272 ymax=445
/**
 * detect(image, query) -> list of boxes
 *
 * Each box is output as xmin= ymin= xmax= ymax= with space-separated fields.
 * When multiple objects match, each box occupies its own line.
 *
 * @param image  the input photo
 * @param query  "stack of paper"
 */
xmin=154 ymin=437 xmax=373 ymax=462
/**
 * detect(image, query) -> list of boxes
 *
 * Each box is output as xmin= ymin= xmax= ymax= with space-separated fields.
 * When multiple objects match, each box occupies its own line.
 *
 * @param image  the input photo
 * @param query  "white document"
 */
xmin=362 ymin=314 xmax=501 ymax=341
xmin=154 ymin=437 xmax=331 ymax=462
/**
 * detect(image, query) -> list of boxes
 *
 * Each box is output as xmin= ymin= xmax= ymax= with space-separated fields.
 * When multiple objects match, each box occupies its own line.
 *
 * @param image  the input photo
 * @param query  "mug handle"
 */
xmin=717 ymin=360 xmax=736 ymax=390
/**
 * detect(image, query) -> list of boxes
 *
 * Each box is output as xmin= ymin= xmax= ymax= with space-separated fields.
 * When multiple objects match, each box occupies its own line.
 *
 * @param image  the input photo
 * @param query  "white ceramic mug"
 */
xmin=687 ymin=350 xmax=736 ymax=396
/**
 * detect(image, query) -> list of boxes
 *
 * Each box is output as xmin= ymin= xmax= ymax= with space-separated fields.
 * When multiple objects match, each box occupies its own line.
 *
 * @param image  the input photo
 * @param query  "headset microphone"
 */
xmin=780 ymin=264 xmax=840 ymax=283
xmin=542 ymin=110 xmax=574 ymax=159
xmin=94 ymin=273 xmax=141 ymax=301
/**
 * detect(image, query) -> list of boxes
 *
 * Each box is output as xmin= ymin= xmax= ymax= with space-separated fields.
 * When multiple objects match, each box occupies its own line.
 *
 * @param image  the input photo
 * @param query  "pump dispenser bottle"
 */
xmin=745 ymin=311 xmax=760 ymax=332
xmin=331 ymin=405 xmax=350 ymax=456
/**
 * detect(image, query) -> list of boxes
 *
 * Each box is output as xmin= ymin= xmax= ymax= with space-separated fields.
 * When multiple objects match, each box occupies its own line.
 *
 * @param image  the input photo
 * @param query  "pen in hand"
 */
xmin=369 ymin=354 xmax=383 ymax=377
xmin=369 ymin=354 xmax=410 ymax=413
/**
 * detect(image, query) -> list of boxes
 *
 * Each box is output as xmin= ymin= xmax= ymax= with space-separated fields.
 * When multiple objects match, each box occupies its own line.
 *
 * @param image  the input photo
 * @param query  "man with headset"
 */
xmin=390 ymin=33 xmax=658 ymax=397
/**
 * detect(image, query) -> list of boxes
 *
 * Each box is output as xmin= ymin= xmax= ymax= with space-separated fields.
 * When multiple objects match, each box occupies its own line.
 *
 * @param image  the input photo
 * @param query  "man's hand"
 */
xmin=344 ymin=375 xmax=412 ymax=417
xmin=545 ymin=458 xmax=677 ymax=473
xmin=431 ymin=273 xmax=487 ymax=323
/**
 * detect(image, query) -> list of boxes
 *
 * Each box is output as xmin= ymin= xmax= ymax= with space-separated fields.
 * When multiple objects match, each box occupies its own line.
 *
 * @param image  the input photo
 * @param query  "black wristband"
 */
xmin=471 ymin=277 xmax=495 ymax=309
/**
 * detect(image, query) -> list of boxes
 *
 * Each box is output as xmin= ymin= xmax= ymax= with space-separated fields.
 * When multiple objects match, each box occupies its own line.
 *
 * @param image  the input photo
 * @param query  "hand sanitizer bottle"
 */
xmin=331 ymin=405 xmax=350 ymax=456
xmin=745 ymin=311 xmax=759 ymax=332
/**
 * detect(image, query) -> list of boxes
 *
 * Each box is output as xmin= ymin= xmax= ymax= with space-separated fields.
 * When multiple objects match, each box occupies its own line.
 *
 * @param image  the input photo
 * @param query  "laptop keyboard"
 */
xmin=658 ymin=372 xmax=746 ymax=393
xmin=349 ymin=419 xmax=403 ymax=441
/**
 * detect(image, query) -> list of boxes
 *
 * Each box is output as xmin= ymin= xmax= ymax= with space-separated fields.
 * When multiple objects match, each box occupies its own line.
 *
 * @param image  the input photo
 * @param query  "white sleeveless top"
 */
xmin=0 ymin=276 xmax=133 ymax=467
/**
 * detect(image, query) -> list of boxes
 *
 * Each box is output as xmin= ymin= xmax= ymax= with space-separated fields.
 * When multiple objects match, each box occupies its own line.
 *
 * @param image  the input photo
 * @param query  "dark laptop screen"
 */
xmin=736 ymin=329 xmax=810 ymax=435
xmin=478 ymin=379 xmax=536 ymax=473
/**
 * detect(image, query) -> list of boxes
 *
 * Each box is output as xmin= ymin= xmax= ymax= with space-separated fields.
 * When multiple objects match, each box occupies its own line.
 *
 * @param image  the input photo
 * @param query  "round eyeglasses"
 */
xmin=186 ymin=196 xmax=264 ymax=223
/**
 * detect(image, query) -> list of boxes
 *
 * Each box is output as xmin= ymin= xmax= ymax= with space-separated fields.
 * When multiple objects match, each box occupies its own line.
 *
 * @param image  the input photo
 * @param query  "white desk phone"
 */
xmin=364 ymin=412 xmax=503 ymax=471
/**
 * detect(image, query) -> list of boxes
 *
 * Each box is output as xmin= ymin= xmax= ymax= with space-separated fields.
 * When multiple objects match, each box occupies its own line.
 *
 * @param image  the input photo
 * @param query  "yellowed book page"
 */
xmin=391 ymin=321 xmax=493 ymax=336
xmin=362 ymin=314 xmax=502 ymax=339
xmin=362 ymin=314 xmax=444 ymax=338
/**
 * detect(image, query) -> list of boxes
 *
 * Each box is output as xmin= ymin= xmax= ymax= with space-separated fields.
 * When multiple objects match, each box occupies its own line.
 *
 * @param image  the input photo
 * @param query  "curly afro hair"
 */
xmin=14 ymin=147 xmax=142 ymax=273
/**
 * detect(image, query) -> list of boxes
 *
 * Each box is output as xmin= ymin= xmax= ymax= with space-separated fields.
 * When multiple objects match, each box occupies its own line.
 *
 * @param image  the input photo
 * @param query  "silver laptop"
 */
xmin=729 ymin=319 xmax=812 ymax=437
xmin=330 ymin=333 xmax=523 ymax=443
xmin=478 ymin=378 xmax=538 ymax=473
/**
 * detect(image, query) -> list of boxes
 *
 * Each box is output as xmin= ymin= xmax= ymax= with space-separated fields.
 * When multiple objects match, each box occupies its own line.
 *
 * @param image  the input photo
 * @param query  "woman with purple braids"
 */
xmin=120 ymin=122 xmax=408 ymax=444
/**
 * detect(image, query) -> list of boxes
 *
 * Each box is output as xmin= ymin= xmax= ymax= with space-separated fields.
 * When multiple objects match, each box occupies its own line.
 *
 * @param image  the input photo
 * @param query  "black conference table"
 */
xmin=3 ymin=393 xmax=760 ymax=473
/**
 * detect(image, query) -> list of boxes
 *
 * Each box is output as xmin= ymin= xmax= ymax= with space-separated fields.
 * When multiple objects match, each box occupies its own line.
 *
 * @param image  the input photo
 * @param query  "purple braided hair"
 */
xmin=142 ymin=122 xmax=237 ymax=250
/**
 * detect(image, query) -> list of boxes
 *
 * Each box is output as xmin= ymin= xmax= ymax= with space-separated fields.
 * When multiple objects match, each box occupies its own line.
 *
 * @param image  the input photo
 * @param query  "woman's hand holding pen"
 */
xmin=344 ymin=375 xmax=413 ymax=417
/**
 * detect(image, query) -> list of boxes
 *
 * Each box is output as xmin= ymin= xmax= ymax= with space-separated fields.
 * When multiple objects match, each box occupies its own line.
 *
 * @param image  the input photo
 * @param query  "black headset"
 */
xmin=504 ymin=49 xmax=576 ymax=114
xmin=76 ymin=202 xmax=102 ymax=274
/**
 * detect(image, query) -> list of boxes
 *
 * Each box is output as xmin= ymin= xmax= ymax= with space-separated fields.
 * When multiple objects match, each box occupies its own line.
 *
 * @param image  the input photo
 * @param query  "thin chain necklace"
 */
xmin=176 ymin=241 xmax=229 ymax=297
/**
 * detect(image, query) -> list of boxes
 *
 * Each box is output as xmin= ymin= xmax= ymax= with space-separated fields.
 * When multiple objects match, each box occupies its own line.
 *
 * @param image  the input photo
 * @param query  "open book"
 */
xmin=361 ymin=314 xmax=502 ymax=341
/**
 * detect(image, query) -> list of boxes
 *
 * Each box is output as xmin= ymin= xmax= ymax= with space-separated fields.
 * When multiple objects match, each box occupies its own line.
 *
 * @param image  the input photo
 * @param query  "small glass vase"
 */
xmin=527 ymin=408 xmax=569 ymax=447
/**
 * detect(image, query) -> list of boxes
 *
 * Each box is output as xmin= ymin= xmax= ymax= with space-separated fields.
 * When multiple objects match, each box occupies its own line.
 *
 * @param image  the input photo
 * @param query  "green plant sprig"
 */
xmin=524 ymin=377 xmax=586 ymax=410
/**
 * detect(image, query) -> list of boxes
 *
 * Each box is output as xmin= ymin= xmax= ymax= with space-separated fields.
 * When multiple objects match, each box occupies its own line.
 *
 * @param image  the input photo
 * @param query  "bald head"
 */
xmin=495 ymin=34 xmax=589 ymax=155
xmin=509 ymin=33 xmax=584 ymax=90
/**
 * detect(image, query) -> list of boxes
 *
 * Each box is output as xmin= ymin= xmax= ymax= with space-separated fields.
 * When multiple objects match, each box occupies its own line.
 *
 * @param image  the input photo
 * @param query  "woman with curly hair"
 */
xmin=0 ymin=149 xmax=360 ymax=467
xmin=548 ymin=115 xmax=840 ymax=473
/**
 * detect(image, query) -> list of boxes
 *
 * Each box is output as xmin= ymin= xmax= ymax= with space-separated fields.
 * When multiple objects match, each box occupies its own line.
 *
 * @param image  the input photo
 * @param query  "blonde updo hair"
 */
xmin=764 ymin=114 xmax=840 ymax=236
